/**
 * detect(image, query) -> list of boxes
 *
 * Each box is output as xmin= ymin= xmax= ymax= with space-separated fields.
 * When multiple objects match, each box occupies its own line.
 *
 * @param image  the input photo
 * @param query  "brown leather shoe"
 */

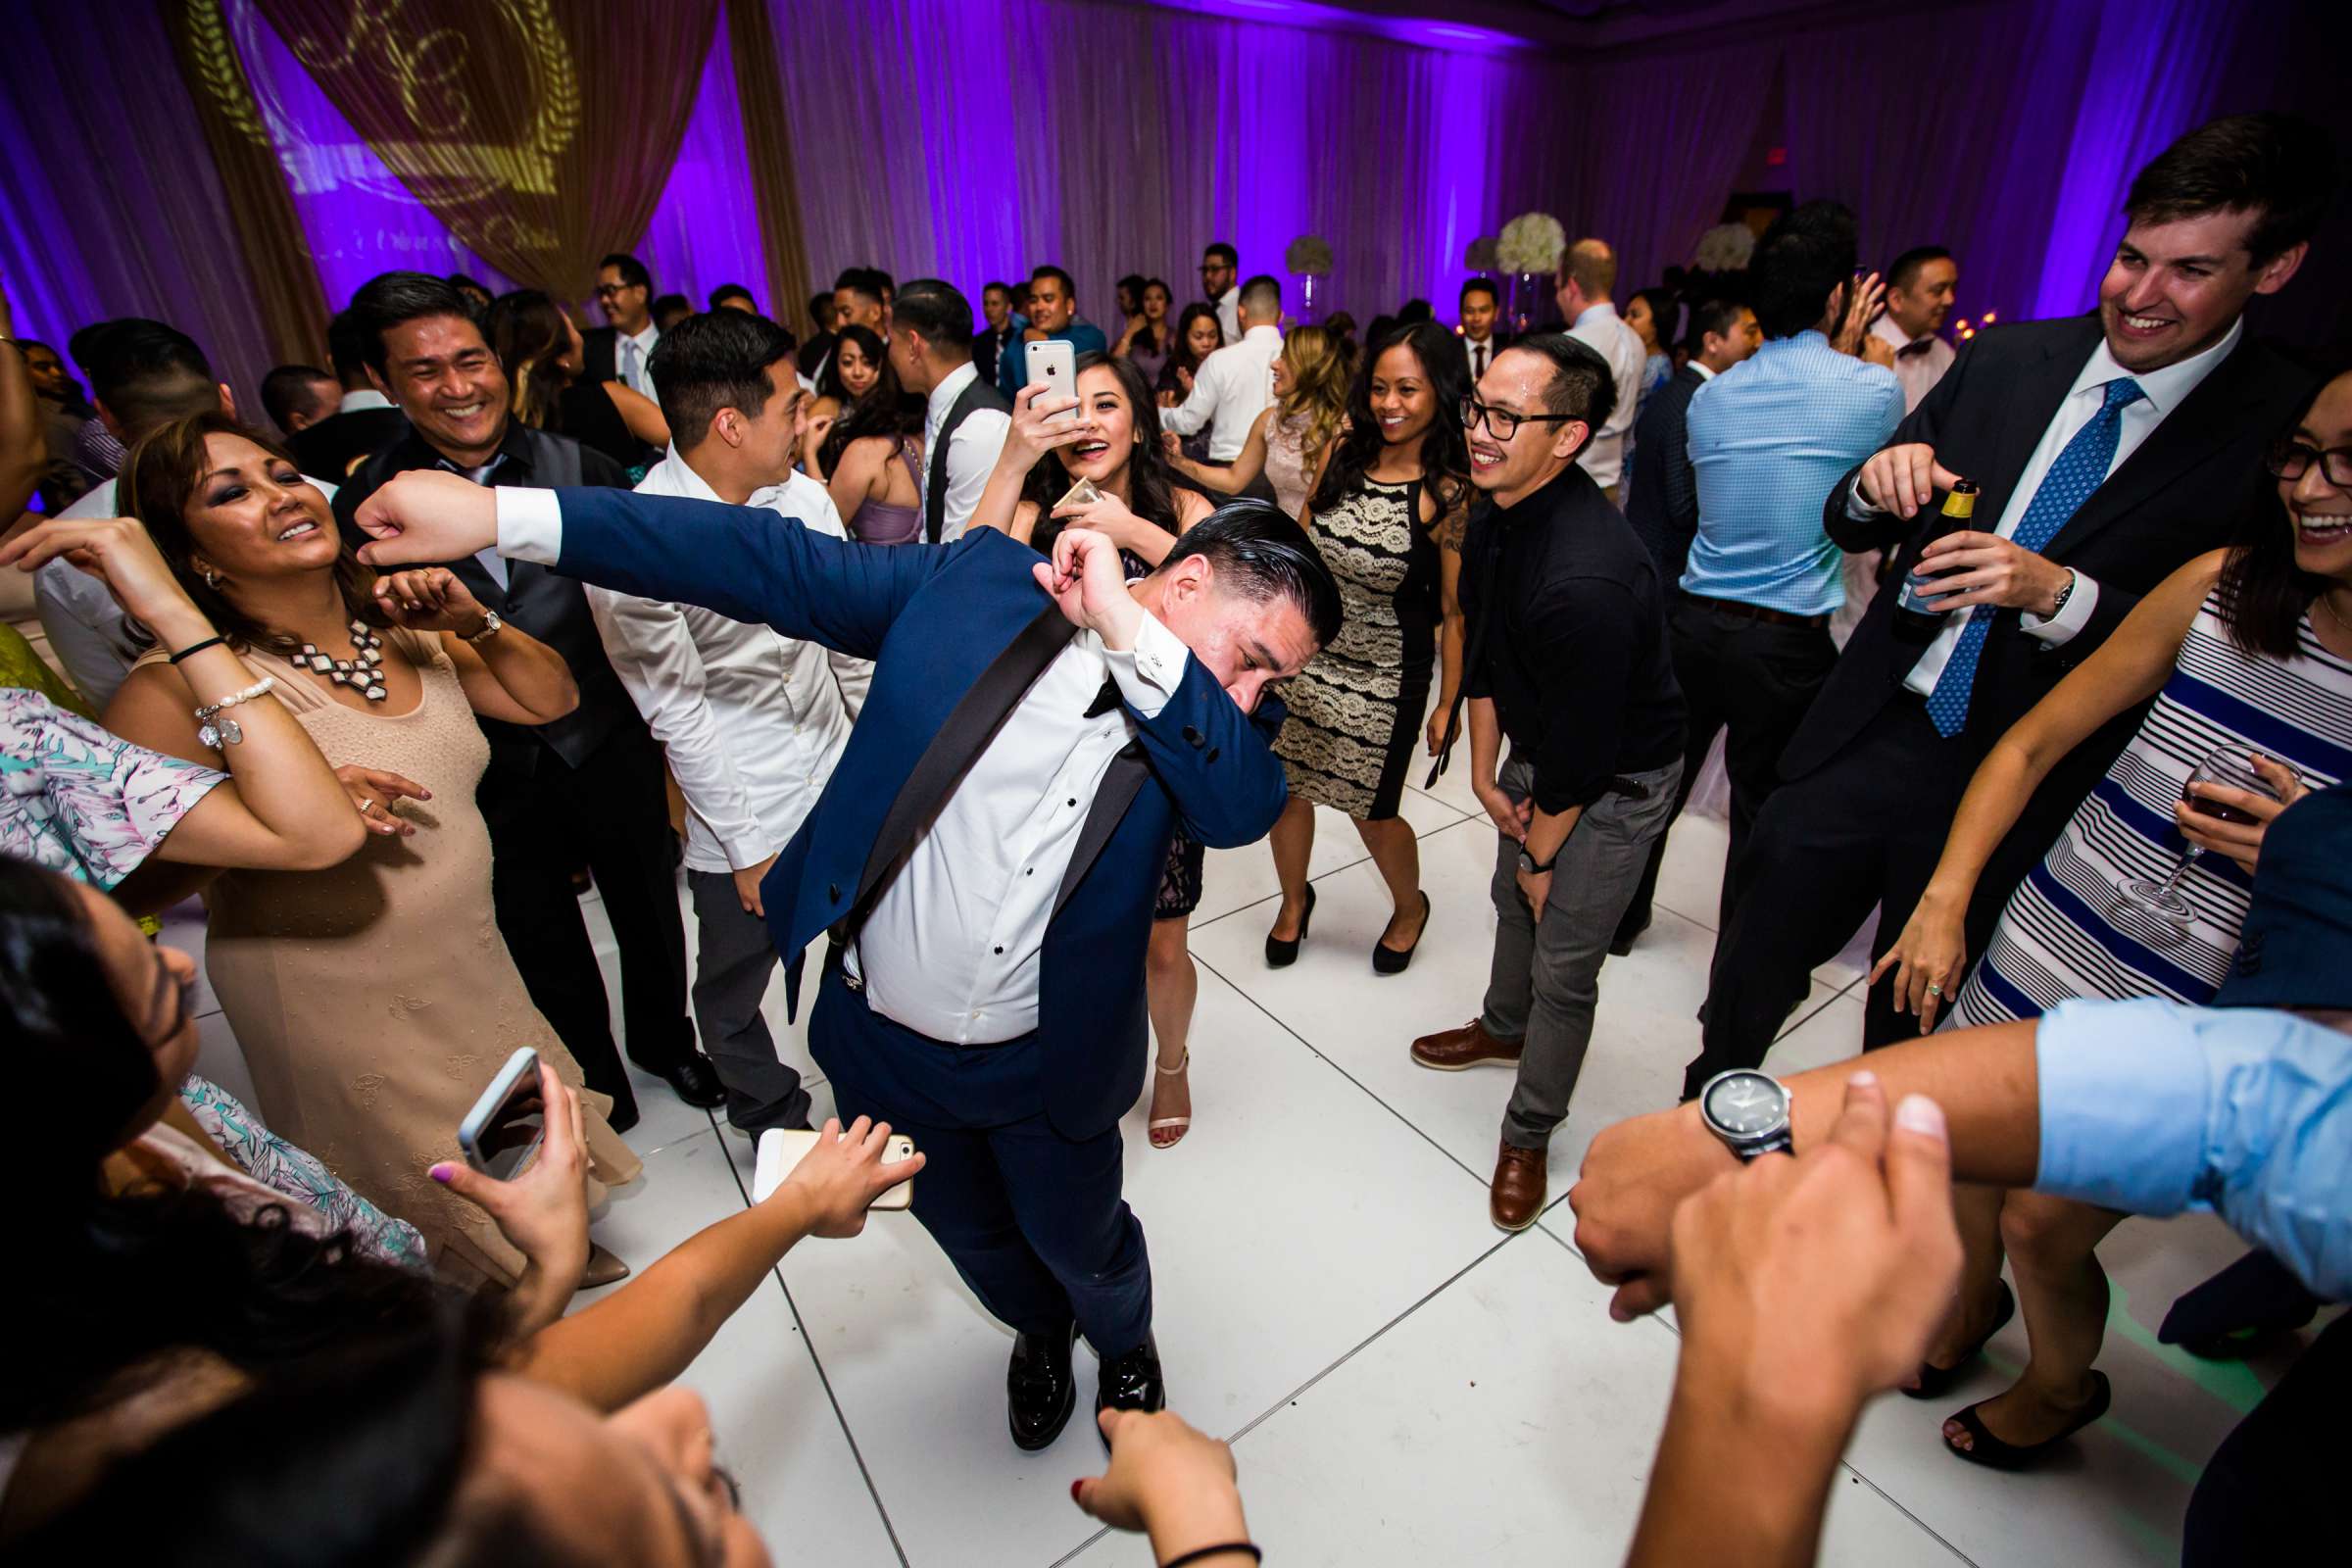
xmin=1411 ymin=1018 xmax=1523 ymax=1071
xmin=1490 ymin=1141 xmax=1547 ymax=1232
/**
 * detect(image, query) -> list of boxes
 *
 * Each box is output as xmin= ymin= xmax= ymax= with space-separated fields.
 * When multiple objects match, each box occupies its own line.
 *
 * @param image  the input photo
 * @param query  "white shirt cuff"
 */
xmin=1844 ymin=482 xmax=1888 ymax=520
xmin=494 ymin=487 xmax=564 ymax=566
xmin=2021 ymin=570 xmax=2099 ymax=644
xmin=1102 ymin=610 xmax=1188 ymax=720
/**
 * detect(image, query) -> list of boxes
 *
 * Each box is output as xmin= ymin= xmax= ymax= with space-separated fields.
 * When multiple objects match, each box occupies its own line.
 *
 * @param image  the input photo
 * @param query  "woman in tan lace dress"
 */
xmin=104 ymin=414 xmax=639 ymax=1284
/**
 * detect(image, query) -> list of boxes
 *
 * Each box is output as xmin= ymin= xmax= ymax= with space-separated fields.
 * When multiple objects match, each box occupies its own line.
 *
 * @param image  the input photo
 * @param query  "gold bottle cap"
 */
xmin=1941 ymin=479 xmax=1978 ymax=519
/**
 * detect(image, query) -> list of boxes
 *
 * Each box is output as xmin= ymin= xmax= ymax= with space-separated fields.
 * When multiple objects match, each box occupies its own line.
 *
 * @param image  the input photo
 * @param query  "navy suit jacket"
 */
xmin=545 ymin=488 xmax=1289 ymax=1136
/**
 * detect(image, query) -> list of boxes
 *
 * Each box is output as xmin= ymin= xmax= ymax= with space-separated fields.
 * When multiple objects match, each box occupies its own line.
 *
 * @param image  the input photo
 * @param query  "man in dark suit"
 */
xmin=1458 ymin=276 xmax=1511 ymax=382
xmin=972 ymin=279 xmax=1016 ymax=378
xmin=330 ymin=271 xmax=724 ymax=1133
xmin=1684 ymin=112 xmax=2330 ymax=1100
xmin=581 ymin=252 xmax=661 ymax=396
xmin=349 ymin=472 xmax=1341 ymax=1451
xmin=287 ymin=308 xmax=410 ymax=482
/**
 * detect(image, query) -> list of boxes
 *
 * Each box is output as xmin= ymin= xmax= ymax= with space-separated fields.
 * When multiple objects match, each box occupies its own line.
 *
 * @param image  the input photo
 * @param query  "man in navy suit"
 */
xmin=352 ymin=470 xmax=1341 ymax=1452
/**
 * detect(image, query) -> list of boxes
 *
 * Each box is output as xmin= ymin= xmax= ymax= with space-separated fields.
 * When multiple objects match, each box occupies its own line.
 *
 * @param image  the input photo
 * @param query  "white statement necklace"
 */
xmin=296 ymin=619 xmax=388 ymax=702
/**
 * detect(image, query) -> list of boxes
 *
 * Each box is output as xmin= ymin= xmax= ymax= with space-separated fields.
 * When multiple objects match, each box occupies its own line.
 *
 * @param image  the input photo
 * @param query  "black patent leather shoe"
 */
xmin=1094 ymin=1334 xmax=1165 ymax=1453
xmin=1263 ymin=884 xmax=1316 ymax=968
xmin=646 ymin=1054 xmax=727 ymax=1109
xmin=1008 ymin=1322 xmax=1080 ymax=1451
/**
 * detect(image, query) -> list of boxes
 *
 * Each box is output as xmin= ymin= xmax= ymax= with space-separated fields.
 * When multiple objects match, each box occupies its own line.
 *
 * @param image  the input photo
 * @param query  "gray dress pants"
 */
xmin=686 ymin=869 xmax=813 ymax=1135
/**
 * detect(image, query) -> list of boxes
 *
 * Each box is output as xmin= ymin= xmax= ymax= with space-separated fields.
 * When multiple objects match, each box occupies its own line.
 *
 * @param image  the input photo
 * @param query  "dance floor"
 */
xmin=172 ymin=765 xmax=2328 ymax=1567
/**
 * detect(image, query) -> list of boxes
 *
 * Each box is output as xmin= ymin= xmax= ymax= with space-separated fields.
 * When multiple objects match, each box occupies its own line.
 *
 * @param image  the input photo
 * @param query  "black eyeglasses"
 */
xmin=1459 ymin=395 xmax=1576 ymax=439
xmin=2268 ymin=438 xmax=2352 ymax=487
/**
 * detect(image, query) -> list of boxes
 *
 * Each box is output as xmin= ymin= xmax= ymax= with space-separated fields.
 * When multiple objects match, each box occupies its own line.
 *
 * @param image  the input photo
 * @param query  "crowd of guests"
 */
xmin=0 ymin=103 xmax=2344 ymax=1566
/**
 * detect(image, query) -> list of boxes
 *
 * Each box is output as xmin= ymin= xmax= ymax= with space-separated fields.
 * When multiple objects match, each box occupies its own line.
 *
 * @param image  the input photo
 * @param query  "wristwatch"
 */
xmin=1516 ymin=847 xmax=1557 ymax=876
xmin=2044 ymin=569 xmax=2078 ymax=619
xmin=1696 ymin=1069 xmax=1793 ymax=1161
xmin=465 ymin=610 xmax=505 ymax=645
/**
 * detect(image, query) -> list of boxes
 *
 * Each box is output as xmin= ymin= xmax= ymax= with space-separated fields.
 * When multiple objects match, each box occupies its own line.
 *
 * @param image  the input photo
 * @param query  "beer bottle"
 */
xmin=1891 ymin=479 xmax=1980 ymax=643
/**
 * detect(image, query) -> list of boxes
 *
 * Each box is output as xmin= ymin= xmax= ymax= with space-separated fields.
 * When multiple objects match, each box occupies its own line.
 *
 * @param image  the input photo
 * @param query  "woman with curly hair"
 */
xmin=1164 ymin=323 xmax=1350 ymax=518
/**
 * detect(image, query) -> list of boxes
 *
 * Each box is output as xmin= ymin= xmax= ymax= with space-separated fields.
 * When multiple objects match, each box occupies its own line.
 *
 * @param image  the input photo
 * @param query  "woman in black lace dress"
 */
xmin=972 ymin=353 xmax=1216 ymax=1149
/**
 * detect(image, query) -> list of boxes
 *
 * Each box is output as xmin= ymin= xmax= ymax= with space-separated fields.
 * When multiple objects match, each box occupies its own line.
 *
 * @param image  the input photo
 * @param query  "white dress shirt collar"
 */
xmin=1870 ymin=314 xmax=1928 ymax=354
xmin=1241 ymin=323 xmax=1282 ymax=345
xmin=928 ymin=359 xmax=980 ymax=427
xmin=639 ymin=447 xmax=787 ymax=512
xmin=2072 ymin=315 xmax=2240 ymax=416
xmin=338 ymin=388 xmax=393 ymax=413
xmin=624 ymin=321 xmax=661 ymax=358
xmin=1574 ymin=301 xmax=1622 ymax=332
xmin=1690 ymin=361 xmax=1717 ymax=382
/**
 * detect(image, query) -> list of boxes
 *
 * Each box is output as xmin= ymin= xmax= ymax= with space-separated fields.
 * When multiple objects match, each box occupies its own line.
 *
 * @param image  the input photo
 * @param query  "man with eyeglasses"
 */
xmin=1201 ymin=242 xmax=1241 ymax=345
xmin=1413 ymin=335 xmax=1686 ymax=1232
xmin=583 ymin=252 xmax=661 ymax=398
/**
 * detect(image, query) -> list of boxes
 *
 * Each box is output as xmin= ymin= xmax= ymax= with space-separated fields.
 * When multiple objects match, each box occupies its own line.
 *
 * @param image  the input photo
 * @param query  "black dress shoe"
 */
xmin=1008 ymin=1322 xmax=1080 ymax=1451
xmin=644 ymin=1054 xmax=727 ymax=1109
xmin=1264 ymin=884 xmax=1316 ymax=968
xmin=1094 ymin=1334 xmax=1165 ymax=1452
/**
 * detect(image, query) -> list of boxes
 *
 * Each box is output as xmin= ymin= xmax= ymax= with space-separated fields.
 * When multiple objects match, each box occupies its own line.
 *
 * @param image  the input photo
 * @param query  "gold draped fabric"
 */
xmin=723 ymin=0 xmax=813 ymax=339
xmin=247 ymin=0 xmax=720 ymax=297
xmin=158 ymin=0 xmax=332 ymax=367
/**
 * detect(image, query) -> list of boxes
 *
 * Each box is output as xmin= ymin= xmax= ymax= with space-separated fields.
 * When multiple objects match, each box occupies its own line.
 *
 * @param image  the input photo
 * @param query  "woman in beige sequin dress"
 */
xmin=1165 ymin=323 xmax=1349 ymax=519
xmin=104 ymin=415 xmax=639 ymax=1283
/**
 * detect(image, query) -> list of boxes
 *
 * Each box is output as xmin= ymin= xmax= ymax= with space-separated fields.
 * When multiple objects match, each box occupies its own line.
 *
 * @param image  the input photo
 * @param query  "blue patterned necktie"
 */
xmin=1924 ymin=375 xmax=2145 ymax=738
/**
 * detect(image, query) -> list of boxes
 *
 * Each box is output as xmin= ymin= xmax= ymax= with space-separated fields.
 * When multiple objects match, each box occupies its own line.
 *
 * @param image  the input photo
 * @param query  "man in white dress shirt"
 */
xmin=1871 ymin=245 xmax=1961 ymax=413
xmin=592 ymin=311 xmax=856 ymax=1138
xmin=1160 ymin=275 xmax=1282 ymax=465
xmin=1200 ymin=241 xmax=1241 ymax=344
xmin=887 ymin=279 xmax=1011 ymax=544
xmin=1556 ymin=238 xmax=1646 ymax=504
xmin=590 ymin=253 xmax=661 ymax=397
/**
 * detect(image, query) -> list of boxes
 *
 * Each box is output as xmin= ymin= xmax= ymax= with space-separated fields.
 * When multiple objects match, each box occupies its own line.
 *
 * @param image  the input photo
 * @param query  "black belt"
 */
xmin=1679 ymin=589 xmax=1828 ymax=630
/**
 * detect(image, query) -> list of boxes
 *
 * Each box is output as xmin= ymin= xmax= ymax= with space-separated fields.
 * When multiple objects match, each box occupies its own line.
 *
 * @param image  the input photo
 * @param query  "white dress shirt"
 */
xmin=1215 ymin=286 xmax=1241 ymax=346
xmin=36 ymin=473 xmax=338 ymax=710
xmin=1160 ymin=324 xmax=1282 ymax=463
xmin=587 ymin=453 xmax=855 ymax=874
xmin=617 ymin=323 xmax=661 ymax=396
xmin=337 ymin=388 xmax=393 ymax=413
xmin=1870 ymin=315 xmax=1956 ymax=414
xmin=492 ymin=485 xmax=1193 ymax=1044
xmin=1894 ymin=318 xmax=2242 ymax=695
xmin=1567 ymin=302 xmax=1645 ymax=492
xmin=920 ymin=361 xmax=1012 ymax=543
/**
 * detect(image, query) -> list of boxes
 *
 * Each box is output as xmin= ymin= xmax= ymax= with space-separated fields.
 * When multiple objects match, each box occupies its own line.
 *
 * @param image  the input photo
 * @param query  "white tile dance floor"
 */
xmin=170 ymin=787 xmax=2326 ymax=1567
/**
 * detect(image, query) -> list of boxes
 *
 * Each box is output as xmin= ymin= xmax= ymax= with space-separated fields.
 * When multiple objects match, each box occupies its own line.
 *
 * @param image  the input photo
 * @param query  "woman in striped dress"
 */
xmin=1869 ymin=366 xmax=2352 ymax=1468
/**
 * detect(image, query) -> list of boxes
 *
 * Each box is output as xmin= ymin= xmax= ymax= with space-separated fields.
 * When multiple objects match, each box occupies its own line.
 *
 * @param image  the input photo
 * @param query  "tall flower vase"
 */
xmin=1507 ymin=271 xmax=1543 ymax=335
xmin=1297 ymin=272 xmax=1328 ymax=325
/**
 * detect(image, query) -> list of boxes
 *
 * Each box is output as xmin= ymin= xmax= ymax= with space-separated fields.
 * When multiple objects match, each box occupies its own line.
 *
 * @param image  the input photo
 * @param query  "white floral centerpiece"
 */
xmin=1464 ymin=236 xmax=1500 ymax=270
xmin=1284 ymin=235 xmax=1334 ymax=275
xmin=1692 ymin=222 xmax=1756 ymax=272
xmin=1494 ymin=213 xmax=1565 ymax=277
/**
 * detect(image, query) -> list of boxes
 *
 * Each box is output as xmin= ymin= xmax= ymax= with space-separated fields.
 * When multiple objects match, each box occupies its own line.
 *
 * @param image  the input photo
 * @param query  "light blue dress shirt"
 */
xmin=2036 ymin=998 xmax=2352 ymax=1301
xmin=1680 ymin=331 xmax=1903 ymax=616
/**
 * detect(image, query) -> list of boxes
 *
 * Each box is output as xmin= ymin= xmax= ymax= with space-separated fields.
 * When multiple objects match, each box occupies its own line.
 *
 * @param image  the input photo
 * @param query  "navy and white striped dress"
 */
xmin=1950 ymin=591 xmax=2352 ymax=1026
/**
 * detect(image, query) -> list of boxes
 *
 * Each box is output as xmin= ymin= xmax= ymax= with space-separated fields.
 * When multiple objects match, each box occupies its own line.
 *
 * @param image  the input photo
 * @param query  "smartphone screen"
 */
xmin=461 ymin=1049 xmax=546 ymax=1179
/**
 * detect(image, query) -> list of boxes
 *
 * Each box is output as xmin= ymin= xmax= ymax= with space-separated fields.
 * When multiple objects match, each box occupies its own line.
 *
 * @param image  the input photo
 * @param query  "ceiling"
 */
xmin=1134 ymin=0 xmax=1864 ymax=53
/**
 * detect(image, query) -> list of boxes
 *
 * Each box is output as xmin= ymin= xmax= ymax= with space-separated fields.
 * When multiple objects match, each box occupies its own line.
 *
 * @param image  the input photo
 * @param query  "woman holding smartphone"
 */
xmin=1870 ymin=367 xmax=2352 ymax=1468
xmin=972 ymin=353 xmax=1217 ymax=1149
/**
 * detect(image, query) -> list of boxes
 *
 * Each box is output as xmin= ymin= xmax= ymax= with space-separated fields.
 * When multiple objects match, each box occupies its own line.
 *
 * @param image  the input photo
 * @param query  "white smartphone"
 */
xmin=1024 ymin=338 xmax=1080 ymax=422
xmin=753 ymin=1127 xmax=917 ymax=1210
xmin=458 ymin=1047 xmax=544 ymax=1179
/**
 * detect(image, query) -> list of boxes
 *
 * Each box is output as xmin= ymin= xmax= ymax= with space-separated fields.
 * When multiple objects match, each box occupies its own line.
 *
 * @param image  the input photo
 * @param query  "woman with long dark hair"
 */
xmin=1870 ymin=365 xmax=2352 ymax=1467
xmin=1262 ymin=322 xmax=1472 ymax=975
xmin=973 ymin=353 xmax=1218 ymax=1148
xmin=1155 ymin=304 xmax=1226 ymax=466
xmin=1115 ymin=276 xmax=1176 ymax=388
xmin=481 ymin=291 xmax=667 ymax=472
xmin=802 ymin=323 xmax=907 ymax=485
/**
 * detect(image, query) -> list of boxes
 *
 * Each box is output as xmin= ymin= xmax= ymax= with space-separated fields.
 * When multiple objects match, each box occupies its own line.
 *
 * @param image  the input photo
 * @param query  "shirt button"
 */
xmin=994 ymin=946 xmax=1004 ymax=955
xmin=1067 ymin=797 xmax=1077 ymax=808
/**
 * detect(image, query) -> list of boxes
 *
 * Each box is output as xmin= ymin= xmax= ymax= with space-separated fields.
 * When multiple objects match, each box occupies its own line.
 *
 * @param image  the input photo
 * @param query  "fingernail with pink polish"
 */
xmin=429 ymin=1162 xmax=455 ymax=1183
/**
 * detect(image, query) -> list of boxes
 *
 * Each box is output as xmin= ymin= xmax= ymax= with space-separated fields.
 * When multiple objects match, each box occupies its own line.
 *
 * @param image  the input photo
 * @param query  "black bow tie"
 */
xmin=1084 ymin=675 xmax=1122 ymax=719
xmin=1895 ymin=338 xmax=1936 ymax=359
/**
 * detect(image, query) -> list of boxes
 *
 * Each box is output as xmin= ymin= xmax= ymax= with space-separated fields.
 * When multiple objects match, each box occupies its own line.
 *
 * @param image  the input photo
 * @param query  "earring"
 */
xmin=202 ymin=568 xmax=220 ymax=590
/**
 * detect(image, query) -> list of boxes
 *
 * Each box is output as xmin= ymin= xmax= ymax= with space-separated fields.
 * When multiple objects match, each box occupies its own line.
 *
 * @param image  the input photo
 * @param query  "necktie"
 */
xmin=1924 ymin=376 xmax=2145 ymax=739
xmin=1473 ymin=344 xmax=1488 ymax=378
xmin=623 ymin=338 xmax=643 ymax=394
xmin=1896 ymin=338 xmax=1936 ymax=359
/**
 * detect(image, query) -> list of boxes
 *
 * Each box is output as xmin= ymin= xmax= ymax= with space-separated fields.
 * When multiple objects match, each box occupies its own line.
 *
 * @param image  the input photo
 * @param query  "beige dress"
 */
xmin=1264 ymin=412 xmax=1315 ymax=520
xmin=138 ymin=629 xmax=640 ymax=1283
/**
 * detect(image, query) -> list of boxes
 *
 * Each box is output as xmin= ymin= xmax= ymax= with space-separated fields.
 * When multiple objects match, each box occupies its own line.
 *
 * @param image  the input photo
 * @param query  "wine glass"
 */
xmin=2108 ymin=746 xmax=2280 ymax=945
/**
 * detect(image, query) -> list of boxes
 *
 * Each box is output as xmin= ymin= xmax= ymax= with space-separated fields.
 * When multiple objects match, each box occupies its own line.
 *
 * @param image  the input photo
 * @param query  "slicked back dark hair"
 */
xmin=1240 ymin=274 xmax=1282 ymax=317
xmin=326 ymin=307 xmax=375 ymax=384
xmin=833 ymin=267 xmax=888 ymax=307
xmin=598 ymin=252 xmax=653 ymax=292
xmin=1749 ymin=201 xmax=1859 ymax=340
xmin=2127 ymin=112 xmax=2337 ymax=267
xmin=1460 ymin=277 xmax=1499 ymax=308
xmin=648 ymin=308 xmax=799 ymax=450
xmin=1204 ymin=242 xmax=1238 ymax=269
xmin=1031 ymin=264 xmax=1077 ymax=301
xmin=1887 ymin=245 xmax=1954 ymax=291
xmin=260 ymin=364 xmax=337 ymax=433
xmin=709 ymin=282 xmax=756 ymax=310
xmin=896 ymin=278 xmax=976 ymax=355
xmin=1160 ymin=498 xmax=1344 ymax=649
xmin=78 ymin=319 xmax=217 ymax=433
xmin=1509 ymin=332 xmax=1614 ymax=457
xmin=347 ymin=271 xmax=479 ymax=373
xmin=1684 ymin=298 xmax=1748 ymax=356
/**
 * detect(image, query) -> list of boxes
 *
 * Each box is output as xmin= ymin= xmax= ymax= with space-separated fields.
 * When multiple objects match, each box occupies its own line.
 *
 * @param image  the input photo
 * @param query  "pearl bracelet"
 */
xmin=194 ymin=676 xmax=277 ymax=749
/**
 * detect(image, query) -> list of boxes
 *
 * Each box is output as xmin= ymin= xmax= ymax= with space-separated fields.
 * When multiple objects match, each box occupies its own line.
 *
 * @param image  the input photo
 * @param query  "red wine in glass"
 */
xmin=2111 ymin=747 xmax=2282 ymax=944
xmin=2180 ymin=780 xmax=2260 ymax=826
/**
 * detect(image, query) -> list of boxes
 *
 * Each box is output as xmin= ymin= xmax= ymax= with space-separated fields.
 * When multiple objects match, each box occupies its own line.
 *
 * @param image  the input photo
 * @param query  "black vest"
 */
xmin=926 ymin=371 xmax=1012 ymax=543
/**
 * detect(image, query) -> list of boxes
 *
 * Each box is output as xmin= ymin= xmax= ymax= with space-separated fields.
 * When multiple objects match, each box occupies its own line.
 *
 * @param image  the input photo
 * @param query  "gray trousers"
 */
xmin=686 ymin=869 xmax=813 ymax=1135
xmin=1481 ymin=752 xmax=1682 ymax=1149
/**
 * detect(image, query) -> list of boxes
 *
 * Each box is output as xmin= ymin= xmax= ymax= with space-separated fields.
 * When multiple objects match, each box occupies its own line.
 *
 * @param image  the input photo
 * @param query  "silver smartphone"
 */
xmin=458 ymin=1047 xmax=544 ymax=1179
xmin=1025 ymin=338 xmax=1080 ymax=422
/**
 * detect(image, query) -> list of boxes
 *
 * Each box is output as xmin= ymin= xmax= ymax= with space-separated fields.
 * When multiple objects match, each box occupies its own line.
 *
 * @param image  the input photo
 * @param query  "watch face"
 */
xmin=1702 ymin=1071 xmax=1789 ymax=1138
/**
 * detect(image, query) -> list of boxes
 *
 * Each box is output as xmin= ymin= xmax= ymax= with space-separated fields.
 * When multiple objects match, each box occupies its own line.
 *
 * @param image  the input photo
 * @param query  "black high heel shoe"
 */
xmin=1373 ymin=891 xmax=1432 ymax=975
xmin=1264 ymin=884 xmax=1316 ymax=967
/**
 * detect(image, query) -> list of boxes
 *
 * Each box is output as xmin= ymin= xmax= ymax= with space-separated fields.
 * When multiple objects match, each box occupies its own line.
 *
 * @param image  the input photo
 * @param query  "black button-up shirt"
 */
xmin=1461 ymin=465 xmax=1684 ymax=813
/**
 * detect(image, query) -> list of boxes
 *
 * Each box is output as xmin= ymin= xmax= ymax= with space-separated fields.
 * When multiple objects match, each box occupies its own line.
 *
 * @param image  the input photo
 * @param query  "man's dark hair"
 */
xmin=708 ymin=283 xmax=756 ymax=311
xmin=77 ymin=319 xmax=218 ymax=432
xmin=1158 ymin=498 xmax=1343 ymax=650
xmin=346 ymin=271 xmax=479 ymax=373
xmin=808 ymin=291 xmax=834 ymax=318
xmin=1239 ymin=274 xmax=1281 ymax=316
xmin=651 ymin=294 xmax=693 ymax=330
xmin=981 ymin=280 xmax=1011 ymax=300
xmin=1510 ymin=332 xmax=1615 ymax=452
xmin=1748 ymin=201 xmax=1860 ymax=340
xmin=1684 ymin=298 xmax=1747 ymax=356
xmin=2126 ymin=112 xmax=2337 ymax=267
xmin=325 ymin=307 xmax=374 ymax=386
xmin=646 ymin=309 xmax=798 ymax=450
xmin=833 ymin=267 xmax=887 ymax=308
xmin=445 ymin=273 xmax=491 ymax=310
xmin=1031 ymin=264 xmax=1077 ymax=300
xmin=599 ymin=252 xmax=653 ymax=292
xmin=1396 ymin=298 xmax=1434 ymax=325
xmin=1203 ymin=242 xmax=1238 ymax=269
xmin=1459 ymin=278 xmax=1499 ymax=308
xmin=895 ymin=279 xmax=976 ymax=358
xmin=1886 ymin=245 xmax=1953 ymax=292
xmin=260 ymin=364 xmax=337 ymax=433
xmin=872 ymin=269 xmax=897 ymax=303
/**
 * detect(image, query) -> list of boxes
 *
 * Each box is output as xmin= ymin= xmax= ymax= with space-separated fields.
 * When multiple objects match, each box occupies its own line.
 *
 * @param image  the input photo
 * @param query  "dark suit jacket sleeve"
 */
xmin=1824 ymin=331 xmax=1976 ymax=554
xmin=1127 ymin=659 xmax=1289 ymax=849
xmin=1658 ymin=398 xmax=1698 ymax=574
xmin=549 ymin=487 xmax=946 ymax=661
